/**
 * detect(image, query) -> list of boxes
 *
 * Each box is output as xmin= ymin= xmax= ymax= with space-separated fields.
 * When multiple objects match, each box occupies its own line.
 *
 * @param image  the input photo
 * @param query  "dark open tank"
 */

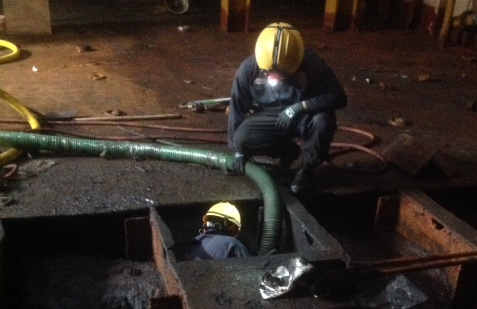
xmin=2 ymin=188 xmax=477 ymax=308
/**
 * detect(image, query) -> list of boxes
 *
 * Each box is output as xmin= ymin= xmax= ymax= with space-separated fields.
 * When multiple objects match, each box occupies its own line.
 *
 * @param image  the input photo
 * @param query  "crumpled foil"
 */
xmin=259 ymin=257 xmax=315 ymax=299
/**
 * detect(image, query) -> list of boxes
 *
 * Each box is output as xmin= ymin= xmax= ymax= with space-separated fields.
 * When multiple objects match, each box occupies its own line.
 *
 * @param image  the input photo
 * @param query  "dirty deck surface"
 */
xmin=1 ymin=1 xmax=477 ymax=308
xmin=2 ymin=0 xmax=477 ymax=215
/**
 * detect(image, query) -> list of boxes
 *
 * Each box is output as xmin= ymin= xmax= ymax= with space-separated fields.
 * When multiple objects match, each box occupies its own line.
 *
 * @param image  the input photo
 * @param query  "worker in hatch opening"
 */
xmin=184 ymin=202 xmax=250 ymax=261
xmin=228 ymin=22 xmax=347 ymax=195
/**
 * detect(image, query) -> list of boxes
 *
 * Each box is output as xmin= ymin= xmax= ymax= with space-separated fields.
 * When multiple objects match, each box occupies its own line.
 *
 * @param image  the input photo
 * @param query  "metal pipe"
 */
xmin=73 ymin=114 xmax=182 ymax=122
xmin=380 ymin=254 xmax=477 ymax=276
xmin=314 ymin=252 xmax=477 ymax=296
xmin=352 ymin=251 xmax=477 ymax=268
xmin=351 ymin=0 xmax=361 ymax=30
xmin=438 ymin=0 xmax=456 ymax=48
xmin=0 ymin=119 xmax=227 ymax=133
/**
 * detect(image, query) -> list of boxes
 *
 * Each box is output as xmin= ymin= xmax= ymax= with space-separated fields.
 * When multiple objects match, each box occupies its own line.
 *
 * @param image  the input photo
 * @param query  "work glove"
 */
xmin=275 ymin=102 xmax=304 ymax=131
xmin=233 ymin=152 xmax=247 ymax=175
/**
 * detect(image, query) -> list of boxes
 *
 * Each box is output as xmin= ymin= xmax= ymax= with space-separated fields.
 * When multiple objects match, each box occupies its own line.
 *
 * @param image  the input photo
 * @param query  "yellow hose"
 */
xmin=0 ymin=39 xmax=20 ymax=64
xmin=0 ymin=88 xmax=40 ymax=167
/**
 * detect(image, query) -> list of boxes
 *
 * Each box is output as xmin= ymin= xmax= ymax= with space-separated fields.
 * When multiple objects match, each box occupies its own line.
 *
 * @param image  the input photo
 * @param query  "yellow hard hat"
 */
xmin=203 ymin=202 xmax=241 ymax=230
xmin=255 ymin=22 xmax=304 ymax=75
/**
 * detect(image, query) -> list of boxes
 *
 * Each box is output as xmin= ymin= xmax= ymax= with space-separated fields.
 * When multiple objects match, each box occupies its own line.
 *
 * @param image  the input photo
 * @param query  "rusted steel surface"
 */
xmin=280 ymin=187 xmax=350 ymax=261
xmin=375 ymin=189 xmax=477 ymax=306
xmin=150 ymin=208 xmax=187 ymax=304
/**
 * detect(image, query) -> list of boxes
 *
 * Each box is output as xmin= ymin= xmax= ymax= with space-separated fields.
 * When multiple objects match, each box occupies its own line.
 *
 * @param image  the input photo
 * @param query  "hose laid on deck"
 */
xmin=0 ymin=131 xmax=281 ymax=256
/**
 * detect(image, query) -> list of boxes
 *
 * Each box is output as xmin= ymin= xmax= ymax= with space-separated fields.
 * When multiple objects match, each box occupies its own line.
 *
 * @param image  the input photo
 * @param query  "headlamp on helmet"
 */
xmin=266 ymin=72 xmax=285 ymax=87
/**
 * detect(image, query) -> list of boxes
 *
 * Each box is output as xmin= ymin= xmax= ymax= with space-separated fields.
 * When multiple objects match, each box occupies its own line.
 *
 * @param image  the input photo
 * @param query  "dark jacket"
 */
xmin=228 ymin=48 xmax=347 ymax=149
xmin=184 ymin=230 xmax=250 ymax=261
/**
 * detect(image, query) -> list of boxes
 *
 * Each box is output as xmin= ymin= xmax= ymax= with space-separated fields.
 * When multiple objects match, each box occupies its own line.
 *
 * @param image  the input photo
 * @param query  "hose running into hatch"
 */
xmin=0 ymin=131 xmax=281 ymax=256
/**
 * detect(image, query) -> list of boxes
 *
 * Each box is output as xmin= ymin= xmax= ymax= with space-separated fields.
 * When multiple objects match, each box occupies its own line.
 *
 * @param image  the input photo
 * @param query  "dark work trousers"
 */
xmin=232 ymin=108 xmax=337 ymax=169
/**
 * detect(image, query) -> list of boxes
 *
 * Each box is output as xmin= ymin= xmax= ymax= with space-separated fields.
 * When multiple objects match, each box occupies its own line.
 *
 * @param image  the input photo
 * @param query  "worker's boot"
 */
xmin=290 ymin=168 xmax=312 ymax=195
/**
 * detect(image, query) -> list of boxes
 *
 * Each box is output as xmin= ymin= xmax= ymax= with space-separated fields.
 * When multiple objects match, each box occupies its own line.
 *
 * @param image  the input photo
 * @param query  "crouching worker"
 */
xmin=184 ymin=202 xmax=250 ymax=261
xmin=228 ymin=22 xmax=347 ymax=195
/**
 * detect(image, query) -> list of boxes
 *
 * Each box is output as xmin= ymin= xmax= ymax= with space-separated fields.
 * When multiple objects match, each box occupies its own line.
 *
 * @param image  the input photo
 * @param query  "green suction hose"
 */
xmin=0 ymin=131 xmax=282 ymax=256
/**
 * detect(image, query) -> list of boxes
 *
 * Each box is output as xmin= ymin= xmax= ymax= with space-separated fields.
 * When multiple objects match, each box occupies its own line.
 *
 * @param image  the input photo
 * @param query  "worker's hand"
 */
xmin=233 ymin=152 xmax=247 ymax=175
xmin=275 ymin=102 xmax=304 ymax=130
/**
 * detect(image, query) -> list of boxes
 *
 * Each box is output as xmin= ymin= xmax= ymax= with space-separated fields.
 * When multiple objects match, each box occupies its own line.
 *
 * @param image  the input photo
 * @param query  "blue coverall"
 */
xmin=228 ymin=48 xmax=347 ymax=168
xmin=184 ymin=230 xmax=250 ymax=261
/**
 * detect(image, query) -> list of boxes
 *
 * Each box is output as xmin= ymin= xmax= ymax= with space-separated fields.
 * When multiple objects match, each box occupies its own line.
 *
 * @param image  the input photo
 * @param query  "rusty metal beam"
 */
xmin=220 ymin=0 xmax=250 ymax=33
xmin=375 ymin=190 xmax=477 ymax=306
xmin=323 ymin=0 xmax=354 ymax=32
xmin=354 ymin=251 xmax=477 ymax=269
xmin=149 ymin=208 xmax=186 ymax=302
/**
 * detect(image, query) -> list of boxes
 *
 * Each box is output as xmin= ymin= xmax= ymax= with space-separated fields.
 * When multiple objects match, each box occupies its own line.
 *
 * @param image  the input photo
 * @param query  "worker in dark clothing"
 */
xmin=184 ymin=202 xmax=250 ymax=261
xmin=228 ymin=22 xmax=347 ymax=195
